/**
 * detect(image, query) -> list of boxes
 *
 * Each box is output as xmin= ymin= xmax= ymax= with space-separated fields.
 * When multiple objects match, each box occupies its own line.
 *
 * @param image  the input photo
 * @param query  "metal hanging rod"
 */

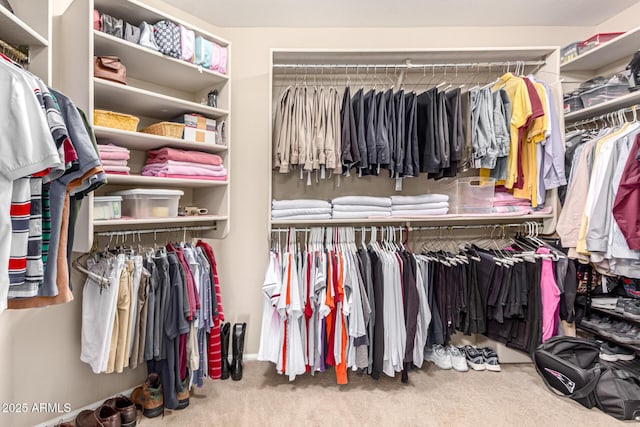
xmin=408 ymin=222 xmax=540 ymax=232
xmin=270 ymin=221 xmax=542 ymax=233
xmin=0 ymin=39 xmax=29 ymax=64
xmin=95 ymin=225 xmax=216 ymax=237
xmin=566 ymin=104 xmax=639 ymax=126
xmin=273 ymin=60 xmax=545 ymax=71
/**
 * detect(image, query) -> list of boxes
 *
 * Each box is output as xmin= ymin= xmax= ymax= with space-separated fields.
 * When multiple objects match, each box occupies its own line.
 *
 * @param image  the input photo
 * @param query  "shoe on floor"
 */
xmin=599 ymin=342 xmax=636 ymax=362
xmin=104 ymin=395 xmax=137 ymax=427
xmin=460 ymin=345 xmax=486 ymax=371
xmin=448 ymin=346 xmax=468 ymax=372
xmin=481 ymin=347 xmax=501 ymax=372
xmin=76 ymin=405 xmax=121 ymax=427
xmin=130 ymin=373 xmax=164 ymax=418
xmin=176 ymin=374 xmax=190 ymax=410
xmin=425 ymin=344 xmax=452 ymax=370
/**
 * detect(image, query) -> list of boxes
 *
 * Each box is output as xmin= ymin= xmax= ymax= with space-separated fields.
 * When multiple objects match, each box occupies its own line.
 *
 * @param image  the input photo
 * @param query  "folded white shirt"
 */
xmin=272 ymin=213 xmax=332 ymax=220
xmin=332 ymin=196 xmax=391 ymax=207
xmin=272 ymin=207 xmax=332 ymax=218
xmin=391 ymin=208 xmax=449 ymax=217
xmin=332 ymin=204 xmax=391 ymax=212
xmin=272 ymin=199 xmax=331 ymax=210
xmin=332 ymin=210 xmax=392 ymax=219
xmin=391 ymin=202 xmax=450 ymax=211
xmin=390 ymin=194 xmax=449 ymax=205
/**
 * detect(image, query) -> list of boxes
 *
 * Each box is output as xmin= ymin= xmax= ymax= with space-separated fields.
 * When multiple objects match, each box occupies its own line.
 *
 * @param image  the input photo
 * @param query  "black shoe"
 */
xmin=600 ymin=342 xmax=636 ymax=362
xmin=460 ymin=345 xmax=485 ymax=371
xmin=231 ymin=322 xmax=246 ymax=381
xmin=480 ymin=347 xmax=501 ymax=372
xmin=221 ymin=322 xmax=231 ymax=380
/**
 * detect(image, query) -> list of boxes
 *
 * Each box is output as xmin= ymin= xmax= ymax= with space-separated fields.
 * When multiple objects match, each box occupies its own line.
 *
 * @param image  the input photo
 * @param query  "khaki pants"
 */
xmin=106 ymin=260 xmax=132 ymax=374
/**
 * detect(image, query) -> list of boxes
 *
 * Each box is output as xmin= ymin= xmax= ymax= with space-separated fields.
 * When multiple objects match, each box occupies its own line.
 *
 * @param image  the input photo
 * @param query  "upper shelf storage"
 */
xmin=0 ymin=4 xmax=48 ymax=47
xmin=93 ymin=78 xmax=229 ymax=120
xmin=94 ymin=126 xmax=228 ymax=153
xmin=561 ymin=26 xmax=640 ymax=72
xmin=93 ymin=31 xmax=228 ymax=93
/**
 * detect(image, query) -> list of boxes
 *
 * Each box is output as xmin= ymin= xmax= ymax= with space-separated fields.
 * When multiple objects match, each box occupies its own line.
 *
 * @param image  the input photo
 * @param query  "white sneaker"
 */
xmin=425 ymin=344 xmax=452 ymax=370
xmin=448 ymin=346 xmax=469 ymax=372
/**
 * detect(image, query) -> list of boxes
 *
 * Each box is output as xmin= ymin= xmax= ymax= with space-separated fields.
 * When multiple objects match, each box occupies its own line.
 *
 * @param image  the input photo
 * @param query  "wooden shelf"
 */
xmin=93 ymin=78 xmax=229 ymax=121
xmin=94 ymin=31 xmax=227 ymax=93
xmin=105 ymin=174 xmax=228 ymax=188
xmin=564 ymin=91 xmax=640 ymax=122
xmin=0 ymin=5 xmax=48 ymax=47
xmin=94 ymin=215 xmax=228 ymax=227
xmin=94 ymin=126 xmax=227 ymax=153
xmin=561 ymin=27 xmax=640 ymax=72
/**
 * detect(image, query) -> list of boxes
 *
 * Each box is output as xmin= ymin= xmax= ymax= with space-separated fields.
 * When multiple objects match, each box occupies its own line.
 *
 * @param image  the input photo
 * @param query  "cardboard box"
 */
xmin=173 ymin=114 xmax=216 ymax=131
xmin=183 ymin=127 xmax=217 ymax=145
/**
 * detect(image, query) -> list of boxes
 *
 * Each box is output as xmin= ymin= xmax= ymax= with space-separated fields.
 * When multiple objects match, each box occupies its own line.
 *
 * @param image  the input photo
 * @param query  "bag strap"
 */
xmin=535 ymin=363 xmax=603 ymax=400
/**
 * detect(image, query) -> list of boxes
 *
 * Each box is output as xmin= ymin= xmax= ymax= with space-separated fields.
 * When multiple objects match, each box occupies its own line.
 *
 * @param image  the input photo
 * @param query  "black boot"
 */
xmin=220 ymin=322 xmax=231 ymax=380
xmin=231 ymin=322 xmax=246 ymax=381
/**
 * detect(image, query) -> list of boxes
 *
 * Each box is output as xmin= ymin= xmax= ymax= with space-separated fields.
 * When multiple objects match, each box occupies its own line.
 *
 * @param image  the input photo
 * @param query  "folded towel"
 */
xmin=391 ymin=208 xmax=449 ymax=217
xmin=332 ymin=210 xmax=392 ymax=219
xmin=146 ymin=147 xmax=222 ymax=166
xmin=101 ymin=159 xmax=129 ymax=167
xmin=491 ymin=206 xmax=532 ymax=213
xmin=97 ymin=144 xmax=129 ymax=152
xmin=147 ymin=174 xmax=227 ymax=181
xmin=332 ymin=196 xmax=391 ymax=207
xmin=272 ymin=208 xmax=332 ymax=218
xmin=272 ymin=199 xmax=331 ymax=210
xmin=391 ymin=202 xmax=449 ymax=211
xmin=105 ymin=171 xmax=130 ymax=175
xmin=142 ymin=164 xmax=227 ymax=177
xmin=102 ymin=165 xmax=130 ymax=173
xmin=99 ymin=151 xmax=130 ymax=161
xmin=390 ymin=194 xmax=449 ymax=205
xmin=145 ymin=160 xmax=225 ymax=172
xmin=272 ymin=213 xmax=332 ymax=220
xmin=332 ymin=205 xmax=391 ymax=213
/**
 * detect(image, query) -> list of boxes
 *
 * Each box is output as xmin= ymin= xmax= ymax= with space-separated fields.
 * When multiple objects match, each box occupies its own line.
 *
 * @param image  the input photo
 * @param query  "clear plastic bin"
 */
xmin=580 ymin=83 xmax=629 ymax=108
xmin=108 ymin=189 xmax=184 ymax=218
xmin=94 ymin=196 xmax=122 ymax=220
xmin=452 ymin=177 xmax=496 ymax=214
xmin=563 ymin=95 xmax=584 ymax=113
xmin=561 ymin=42 xmax=580 ymax=64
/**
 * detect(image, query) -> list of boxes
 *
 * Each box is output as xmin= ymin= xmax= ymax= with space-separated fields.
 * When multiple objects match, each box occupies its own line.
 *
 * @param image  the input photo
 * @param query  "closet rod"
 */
xmin=270 ymin=222 xmax=542 ymax=233
xmin=566 ymin=104 xmax=639 ymax=127
xmin=272 ymin=60 xmax=545 ymax=70
xmin=95 ymin=225 xmax=216 ymax=237
xmin=0 ymin=38 xmax=29 ymax=64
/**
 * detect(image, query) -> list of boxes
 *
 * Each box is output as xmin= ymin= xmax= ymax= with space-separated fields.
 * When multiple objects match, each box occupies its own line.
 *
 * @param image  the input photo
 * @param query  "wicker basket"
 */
xmin=94 ymin=109 xmax=140 ymax=132
xmin=139 ymin=122 xmax=185 ymax=139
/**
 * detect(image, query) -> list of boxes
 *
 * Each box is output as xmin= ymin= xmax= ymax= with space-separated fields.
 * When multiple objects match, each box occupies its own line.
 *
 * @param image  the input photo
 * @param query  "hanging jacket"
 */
xmin=385 ymin=89 xmax=397 ymax=177
xmin=394 ymin=90 xmax=406 ymax=177
xmin=375 ymin=91 xmax=390 ymax=168
xmin=341 ymin=86 xmax=359 ymax=170
xmin=364 ymin=89 xmax=377 ymax=169
xmin=404 ymin=91 xmax=419 ymax=177
xmin=613 ymin=133 xmax=640 ymax=249
xmin=351 ymin=88 xmax=368 ymax=171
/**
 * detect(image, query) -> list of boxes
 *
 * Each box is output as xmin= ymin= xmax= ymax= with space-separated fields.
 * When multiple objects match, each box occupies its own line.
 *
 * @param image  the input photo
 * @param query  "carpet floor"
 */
xmin=144 ymin=361 xmax=623 ymax=427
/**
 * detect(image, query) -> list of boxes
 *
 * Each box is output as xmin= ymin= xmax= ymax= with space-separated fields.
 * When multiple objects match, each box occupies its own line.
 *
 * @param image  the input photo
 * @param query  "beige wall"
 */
xmin=596 ymin=2 xmax=640 ymax=33
xmin=0 ymin=5 xmax=596 ymax=426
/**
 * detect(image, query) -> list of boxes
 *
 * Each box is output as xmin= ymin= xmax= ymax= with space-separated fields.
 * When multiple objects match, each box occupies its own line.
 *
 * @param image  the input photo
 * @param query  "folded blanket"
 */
xmin=332 ymin=210 xmax=392 ymax=219
xmin=144 ymin=174 xmax=227 ymax=181
xmin=99 ymin=151 xmax=130 ymax=161
xmin=332 ymin=205 xmax=391 ymax=213
xmin=391 ymin=208 xmax=449 ymax=217
xmin=491 ymin=206 xmax=532 ymax=213
xmin=146 ymin=147 xmax=222 ymax=166
xmin=390 ymin=194 xmax=449 ymax=205
xmin=272 ymin=208 xmax=332 ymax=218
xmin=101 ymin=159 xmax=129 ymax=167
xmin=105 ymin=171 xmax=129 ymax=175
xmin=97 ymin=144 xmax=129 ymax=152
xmin=332 ymin=196 xmax=391 ymax=207
xmin=142 ymin=164 xmax=227 ymax=177
xmin=272 ymin=213 xmax=332 ymax=220
xmin=145 ymin=160 xmax=225 ymax=172
xmin=102 ymin=165 xmax=130 ymax=173
xmin=272 ymin=199 xmax=331 ymax=210
xmin=391 ymin=202 xmax=449 ymax=211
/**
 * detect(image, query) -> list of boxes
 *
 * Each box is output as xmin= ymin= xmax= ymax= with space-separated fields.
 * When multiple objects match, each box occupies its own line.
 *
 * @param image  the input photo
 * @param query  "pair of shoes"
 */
xmin=76 ymin=395 xmax=137 ymax=427
xmin=220 ymin=322 xmax=247 ymax=381
xmin=460 ymin=345 xmax=501 ymax=372
xmin=424 ymin=345 xmax=468 ymax=372
xmin=130 ymin=373 xmax=164 ymax=418
xmin=599 ymin=342 xmax=636 ymax=362
xmin=624 ymin=300 xmax=640 ymax=320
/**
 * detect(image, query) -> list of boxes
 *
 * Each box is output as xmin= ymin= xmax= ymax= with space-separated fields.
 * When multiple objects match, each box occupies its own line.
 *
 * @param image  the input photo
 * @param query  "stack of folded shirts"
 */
xmin=331 ymin=196 xmax=392 ymax=219
xmin=143 ymin=147 xmax=227 ymax=180
xmin=98 ymin=144 xmax=130 ymax=175
xmin=492 ymin=191 xmax=533 ymax=214
xmin=272 ymin=199 xmax=332 ymax=220
xmin=390 ymin=194 xmax=449 ymax=217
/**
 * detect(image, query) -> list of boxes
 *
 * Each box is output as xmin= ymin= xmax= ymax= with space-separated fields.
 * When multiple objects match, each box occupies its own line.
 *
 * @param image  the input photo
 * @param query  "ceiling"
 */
xmin=172 ymin=0 xmax=640 ymax=28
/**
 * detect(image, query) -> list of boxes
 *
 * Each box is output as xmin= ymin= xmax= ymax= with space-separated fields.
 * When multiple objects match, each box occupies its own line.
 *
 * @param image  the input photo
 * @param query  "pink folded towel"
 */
xmin=142 ymin=164 xmax=227 ymax=177
xmin=146 ymin=147 xmax=222 ymax=166
xmin=103 ymin=165 xmax=131 ymax=173
xmin=98 ymin=144 xmax=129 ymax=152
xmin=99 ymin=151 xmax=130 ymax=161
xmin=158 ymin=174 xmax=227 ymax=181
xmin=101 ymin=159 xmax=129 ymax=167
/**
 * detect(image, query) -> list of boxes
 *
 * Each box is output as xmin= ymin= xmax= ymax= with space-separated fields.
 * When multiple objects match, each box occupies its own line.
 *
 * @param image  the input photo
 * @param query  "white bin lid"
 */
xmin=109 ymin=188 xmax=184 ymax=197
xmin=94 ymin=196 xmax=123 ymax=202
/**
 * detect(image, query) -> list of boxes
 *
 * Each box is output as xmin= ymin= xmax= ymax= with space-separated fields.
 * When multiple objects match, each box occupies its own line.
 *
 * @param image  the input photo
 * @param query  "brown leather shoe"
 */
xmin=130 ymin=373 xmax=164 ymax=418
xmin=76 ymin=404 xmax=121 ymax=427
xmin=104 ymin=395 xmax=137 ymax=427
xmin=176 ymin=375 xmax=190 ymax=410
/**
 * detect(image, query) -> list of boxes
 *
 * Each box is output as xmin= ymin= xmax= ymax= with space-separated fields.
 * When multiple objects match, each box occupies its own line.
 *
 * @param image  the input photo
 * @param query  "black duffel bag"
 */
xmin=596 ymin=367 xmax=640 ymax=420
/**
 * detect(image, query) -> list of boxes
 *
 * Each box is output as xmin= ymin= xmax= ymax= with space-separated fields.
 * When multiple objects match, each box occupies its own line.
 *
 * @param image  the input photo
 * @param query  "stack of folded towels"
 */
xmin=272 ymin=199 xmax=332 ymax=220
xmin=142 ymin=147 xmax=227 ymax=180
xmin=331 ymin=196 xmax=392 ymax=219
xmin=98 ymin=144 xmax=130 ymax=175
xmin=390 ymin=194 xmax=449 ymax=217
xmin=492 ymin=191 xmax=533 ymax=214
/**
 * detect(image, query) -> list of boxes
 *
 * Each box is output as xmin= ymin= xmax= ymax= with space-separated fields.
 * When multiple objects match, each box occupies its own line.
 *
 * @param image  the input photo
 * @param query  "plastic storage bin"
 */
xmin=561 ymin=42 xmax=580 ymax=64
xmin=580 ymin=83 xmax=629 ymax=107
xmin=452 ymin=177 xmax=496 ymax=214
xmin=563 ymin=95 xmax=584 ymax=113
xmin=578 ymin=32 xmax=624 ymax=54
xmin=109 ymin=189 xmax=184 ymax=218
xmin=94 ymin=196 xmax=122 ymax=220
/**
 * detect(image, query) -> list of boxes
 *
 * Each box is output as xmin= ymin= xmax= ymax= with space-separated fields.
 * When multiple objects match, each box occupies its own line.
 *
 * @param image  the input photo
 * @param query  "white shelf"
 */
xmin=93 ymin=78 xmax=229 ymax=120
xmin=561 ymin=27 xmax=640 ymax=72
xmin=270 ymin=213 xmax=554 ymax=226
xmin=105 ymin=174 xmax=227 ymax=188
xmin=94 ymin=31 xmax=227 ymax=93
xmin=94 ymin=215 xmax=228 ymax=227
xmin=564 ymin=91 xmax=640 ymax=122
xmin=94 ymin=126 xmax=228 ymax=153
xmin=0 ymin=5 xmax=48 ymax=47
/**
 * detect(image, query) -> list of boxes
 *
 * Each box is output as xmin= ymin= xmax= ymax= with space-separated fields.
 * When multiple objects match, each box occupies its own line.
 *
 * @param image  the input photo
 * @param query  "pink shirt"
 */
xmin=538 ymin=247 xmax=560 ymax=342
